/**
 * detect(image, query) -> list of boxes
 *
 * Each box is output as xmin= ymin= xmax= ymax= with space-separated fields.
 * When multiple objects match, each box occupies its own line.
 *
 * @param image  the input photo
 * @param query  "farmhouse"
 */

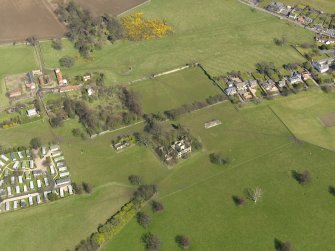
xmin=313 ymin=58 xmax=334 ymax=73
xmin=205 ymin=120 xmax=222 ymax=129
xmin=26 ymin=108 xmax=38 ymax=117
xmin=113 ymin=142 xmax=130 ymax=151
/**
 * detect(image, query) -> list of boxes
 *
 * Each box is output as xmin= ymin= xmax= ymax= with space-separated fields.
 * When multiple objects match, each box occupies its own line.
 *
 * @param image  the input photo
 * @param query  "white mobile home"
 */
xmin=44 ymin=177 xmax=49 ymax=186
xmin=25 ymin=150 xmax=31 ymax=158
xmin=59 ymin=172 xmax=70 ymax=178
xmin=41 ymin=147 xmax=47 ymax=156
xmin=25 ymin=172 xmax=31 ymax=180
xmin=33 ymin=170 xmax=43 ymax=177
xmin=10 ymin=176 xmax=15 ymax=185
xmin=59 ymin=187 xmax=64 ymax=198
xmin=29 ymin=181 xmax=34 ymax=190
xmin=18 ymin=151 xmax=23 ymax=159
xmin=13 ymin=161 xmax=19 ymax=170
xmin=54 ymin=156 xmax=64 ymax=162
xmin=44 ymin=191 xmax=50 ymax=201
xmin=7 ymin=187 xmax=12 ymax=196
xmin=29 ymin=160 xmax=34 ymax=169
xmin=36 ymin=194 xmax=41 ymax=204
xmin=57 ymin=162 xmax=65 ymax=167
xmin=1 ymin=155 xmax=9 ymax=162
xmin=23 ymin=185 xmax=28 ymax=193
xmin=5 ymin=202 xmax=10 ymax=211
xmin=15 ymin=186 xmax=20 ymax=194
xmin=58 ymin=166 xmax=67 ymax=172
xmin=49 ymin=145 xmax=60 ymax=152
xmin=37 ymin=180 xmax=42 ymax=188
xmin=49 ymin=165 xmax=55 ymax=175
xmin=52 ymin=151 xmax=62 ymax=157
xmin=10 ymin=152 xmax=16 ymax=161
xmin=68 ymin=185 xmax=73 ymax=195
xmin=28 ymin=196 xmax=33 ymax=206
xmin=55 ymin=177 xmax=71 ymax=186
xmin=13 ymin=201 xmax=18 ymax=209
xmin=0 ymin=161 xmax=5 ymax=167
xmin=18 ymin=176 xmax=23 ymax=184
xmin=21 ymin=200 xmax=26 ymax=208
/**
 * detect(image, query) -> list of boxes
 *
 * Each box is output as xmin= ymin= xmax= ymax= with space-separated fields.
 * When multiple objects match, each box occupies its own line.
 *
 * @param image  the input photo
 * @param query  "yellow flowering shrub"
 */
xmin=121 ymin=12 xmax=173 ymax=41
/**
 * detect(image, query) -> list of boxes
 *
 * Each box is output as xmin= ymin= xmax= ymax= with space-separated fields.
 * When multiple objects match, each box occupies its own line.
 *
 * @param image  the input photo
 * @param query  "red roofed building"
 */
xmin=55 ymin=69 xmax=64 ymax=85
xmin=9 ymin=89 xmax=22 ymax=98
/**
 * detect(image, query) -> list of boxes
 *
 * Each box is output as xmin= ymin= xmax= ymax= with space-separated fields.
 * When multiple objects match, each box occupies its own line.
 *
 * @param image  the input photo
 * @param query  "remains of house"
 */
xmin=204 ymin=120 xmax=222 ymax=129
xmin=0 ymin=145 xmax=74 ymax=213
xmin=159 ymin=139 xmax=192 ymax=162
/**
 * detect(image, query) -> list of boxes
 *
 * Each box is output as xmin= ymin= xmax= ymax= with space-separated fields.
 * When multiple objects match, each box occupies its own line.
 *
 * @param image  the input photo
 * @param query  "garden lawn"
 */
xmin=103 ymin=100 xmax=335 ymax=250
xmin=130 ymin=67 xmax=220 ymax=113
xmin=40 ymin=0 xmax=313 ymax=83
xmin=270 ymin=90 xmax=335 ymax=151
xmin=0 ymin=184 xmax=132 ymax=251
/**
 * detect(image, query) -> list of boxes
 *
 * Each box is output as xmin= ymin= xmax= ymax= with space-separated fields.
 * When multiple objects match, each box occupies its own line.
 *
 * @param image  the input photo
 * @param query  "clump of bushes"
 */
xmin=136 ymin=212 xmax=151 ymax=228
xmin=209 ymin=152 xmax=229 ymax=165
xmin=151 ymin=200 xmax=164 ymax=213
xmin=142 ymin=232 xmax=161 ymax=251
xmin=175 ymin=235 xmax=191 ymax=250
xmin=292 ymin=170 xmax=311 ymax=185
xmin=232 ymin=195 xmax=245 ymax=207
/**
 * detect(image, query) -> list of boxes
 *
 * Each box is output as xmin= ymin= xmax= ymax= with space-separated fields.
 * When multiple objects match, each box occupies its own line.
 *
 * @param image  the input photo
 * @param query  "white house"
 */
xmin=29 ymin=181 xmax=35 ymax=190
xmin=313 ymin=58 xmax=334 ymax=73
xmin=26 ymin=108 xmax=38 ymax=117
xmin=1 ymin=155 xmax=9 ymax=162
xmin=44 ymin=177 xmax=49 ymax=186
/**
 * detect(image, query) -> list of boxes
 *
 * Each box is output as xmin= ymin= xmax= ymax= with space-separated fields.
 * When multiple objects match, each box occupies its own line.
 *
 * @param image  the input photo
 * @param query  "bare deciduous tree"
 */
xmin=247 ymin=187 xmax=263 ymax=203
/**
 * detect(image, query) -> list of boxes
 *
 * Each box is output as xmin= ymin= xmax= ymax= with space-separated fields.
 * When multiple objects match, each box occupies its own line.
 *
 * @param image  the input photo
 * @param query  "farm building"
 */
xmin=8 ymin=89 xmax=22 ymax=98
xmin=55 ymin=69 xmax=64 ymax=85
xmin=27 ymin=108 xmax=38 ymax=118
xmin=59 ymin=85 xmax=81 ymax=93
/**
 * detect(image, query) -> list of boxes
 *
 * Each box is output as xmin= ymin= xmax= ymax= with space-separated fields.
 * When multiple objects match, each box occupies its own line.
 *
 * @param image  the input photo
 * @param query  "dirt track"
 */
xmin=0 ymin=0 xmax=66 ymax=43
xmin=75 ymin=0 xmax=148 ymax=16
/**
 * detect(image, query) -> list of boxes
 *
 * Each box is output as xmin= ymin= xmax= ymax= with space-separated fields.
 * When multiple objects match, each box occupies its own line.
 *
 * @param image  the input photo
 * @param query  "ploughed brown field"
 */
xmin=0 ymin=0 xmax=66 ymax=43
xmin=74 ymin=0 xmax=148 ymax=16
xmin=319 ymin=112 xmax=335 ymax=127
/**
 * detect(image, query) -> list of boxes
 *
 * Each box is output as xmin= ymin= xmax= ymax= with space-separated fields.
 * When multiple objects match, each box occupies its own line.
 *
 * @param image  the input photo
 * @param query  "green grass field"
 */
xmin=270 ymin=90 xmax=335 ymax=151
xmin=40 ymin=0 xmax=313 ymax=83
xmin=104 ymin=99 xmax=335 ymax=251
xmin=0 ymin=44 xmax=38 ymax=109
xmin=130 ymin=68 xmax=220 ymax=113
